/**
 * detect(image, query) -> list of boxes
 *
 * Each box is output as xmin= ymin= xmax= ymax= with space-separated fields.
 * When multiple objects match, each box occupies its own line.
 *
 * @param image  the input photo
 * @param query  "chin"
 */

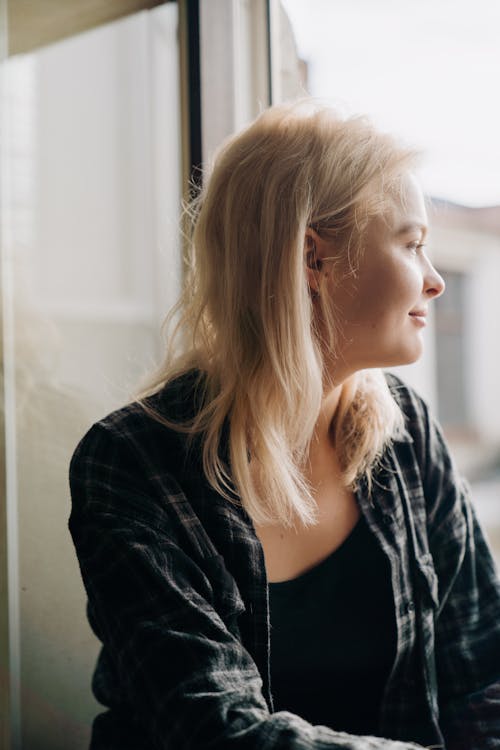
xmin=341 ymin=337 xmax=424 ymax=372
xmin=395 ymin=346 xmax=423 ymax=366
xmin=379 ymin=342 xmax=424 ymax=368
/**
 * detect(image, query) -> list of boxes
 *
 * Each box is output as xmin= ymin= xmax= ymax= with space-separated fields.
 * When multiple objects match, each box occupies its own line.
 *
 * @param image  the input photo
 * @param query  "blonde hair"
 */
xmin=139 ymin=103 xmax=417 ymax=529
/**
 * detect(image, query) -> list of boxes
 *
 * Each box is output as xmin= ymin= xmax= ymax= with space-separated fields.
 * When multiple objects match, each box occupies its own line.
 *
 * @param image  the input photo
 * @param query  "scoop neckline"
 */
xmin=267 ymin=514 xmax=366 ymax=589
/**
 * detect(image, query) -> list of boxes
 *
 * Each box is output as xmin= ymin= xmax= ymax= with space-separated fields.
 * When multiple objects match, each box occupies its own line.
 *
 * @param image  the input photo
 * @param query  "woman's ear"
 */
xmin=304 ymin=227 xmax=330 ymax=296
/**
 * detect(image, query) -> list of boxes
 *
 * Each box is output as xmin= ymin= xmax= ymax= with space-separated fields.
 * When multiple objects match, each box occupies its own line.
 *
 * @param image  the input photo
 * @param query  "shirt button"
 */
xmin=382 ymin=512 xmax=394 ymax=525
xmin=406 ymin=600 xmax=415 ymax=614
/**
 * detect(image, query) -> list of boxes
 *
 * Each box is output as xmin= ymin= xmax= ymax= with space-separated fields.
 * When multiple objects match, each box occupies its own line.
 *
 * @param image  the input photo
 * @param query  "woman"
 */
xmin=69 ymin=103 xmax=500 ymax=749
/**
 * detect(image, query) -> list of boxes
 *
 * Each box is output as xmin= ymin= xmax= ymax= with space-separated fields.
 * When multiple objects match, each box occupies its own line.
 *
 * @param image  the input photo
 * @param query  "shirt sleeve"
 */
xmin=69 ymin=421 xmax=426 ymax=750
xmin=421 ymin=407 xmax=500 ymax=750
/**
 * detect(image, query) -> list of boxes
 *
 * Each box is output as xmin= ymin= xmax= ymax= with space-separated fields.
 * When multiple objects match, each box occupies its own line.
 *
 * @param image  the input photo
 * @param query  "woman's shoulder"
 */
xmin=70 ymin=370 xmax=205 ymax=470
xmin=382 ymin=370 xmax=451 ymax=490
xmin=383 ymin=370 xmax=432 ymax=444
xmin=68 ymin=372 xmax=218 ymax=562
xmin=383 ymin=371 xmax=462 ymax=512
xmin=384 ymin=370 xmax=428 ymax=412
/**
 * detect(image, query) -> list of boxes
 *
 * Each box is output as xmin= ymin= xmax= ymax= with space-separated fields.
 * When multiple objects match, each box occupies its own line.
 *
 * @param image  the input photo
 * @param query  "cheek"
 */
xmin=342 ymin=274 xmax=400 ymax=322
xmin=350 ymin=263 xmax=421 ymax=322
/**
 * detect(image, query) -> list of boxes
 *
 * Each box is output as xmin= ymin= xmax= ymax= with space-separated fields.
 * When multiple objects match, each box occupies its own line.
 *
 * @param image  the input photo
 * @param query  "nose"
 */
xmin=423 ymin=256 xmax=445 ymax=300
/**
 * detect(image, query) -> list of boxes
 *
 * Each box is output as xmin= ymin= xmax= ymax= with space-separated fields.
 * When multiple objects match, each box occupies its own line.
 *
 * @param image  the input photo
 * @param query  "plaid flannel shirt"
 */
xmin=69 ymin=372 xmax=500 ymax=749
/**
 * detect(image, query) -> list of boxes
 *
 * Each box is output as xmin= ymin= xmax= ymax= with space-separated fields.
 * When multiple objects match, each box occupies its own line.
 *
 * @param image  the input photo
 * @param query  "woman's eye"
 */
xmin=407 ymin=241 xmax=426 ymax=254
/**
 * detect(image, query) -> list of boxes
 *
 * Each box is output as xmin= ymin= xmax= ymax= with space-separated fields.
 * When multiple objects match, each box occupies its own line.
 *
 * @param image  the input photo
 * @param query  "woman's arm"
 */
xmin=69 ymin=420 xmax=425 ymax=750
xmin=421 ymin=407 xmax=500 ymax=749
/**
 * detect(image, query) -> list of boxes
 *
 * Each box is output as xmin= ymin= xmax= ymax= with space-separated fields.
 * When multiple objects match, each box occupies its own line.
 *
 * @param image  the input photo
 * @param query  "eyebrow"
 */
xmin=396 ymin=222 xmax=428 ymax=237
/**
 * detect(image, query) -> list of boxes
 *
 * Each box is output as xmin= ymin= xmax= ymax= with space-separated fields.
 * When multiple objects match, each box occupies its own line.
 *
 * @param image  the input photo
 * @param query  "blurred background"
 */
xmin=0 ymin=1 xmax=499 ymax=748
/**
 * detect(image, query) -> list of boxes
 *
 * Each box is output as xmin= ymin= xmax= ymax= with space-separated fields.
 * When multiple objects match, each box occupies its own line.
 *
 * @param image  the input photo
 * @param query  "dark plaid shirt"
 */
xmin=68 ymin=373 xmax=500 ymax=749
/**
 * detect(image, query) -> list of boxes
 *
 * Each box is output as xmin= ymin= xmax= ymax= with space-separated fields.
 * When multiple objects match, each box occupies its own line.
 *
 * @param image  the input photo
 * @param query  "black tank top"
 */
xmin=268 ymin=514 xmax=396 ymax=736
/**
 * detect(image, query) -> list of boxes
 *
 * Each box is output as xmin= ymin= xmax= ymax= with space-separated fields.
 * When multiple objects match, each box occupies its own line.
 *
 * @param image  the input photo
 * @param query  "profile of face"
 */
xmin=308 ymin=173 xmax=445 ymax=379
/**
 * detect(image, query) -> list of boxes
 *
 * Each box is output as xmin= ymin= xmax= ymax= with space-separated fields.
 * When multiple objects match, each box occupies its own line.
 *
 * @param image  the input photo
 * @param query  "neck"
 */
xmin=314 ymin=384 xmax=343 ymax=446
xmin=307 ymin=367 xmax=358 ymax=464
xmin=301 ymin=381 xmax=345 ymax=492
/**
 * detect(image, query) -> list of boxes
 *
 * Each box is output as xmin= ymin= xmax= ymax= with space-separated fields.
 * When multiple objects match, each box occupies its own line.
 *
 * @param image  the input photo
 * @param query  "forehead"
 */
xmin=386 ymin=173 xmax=428 ymax=230
xmin=361 ymin=175 xmax=428 ymax=246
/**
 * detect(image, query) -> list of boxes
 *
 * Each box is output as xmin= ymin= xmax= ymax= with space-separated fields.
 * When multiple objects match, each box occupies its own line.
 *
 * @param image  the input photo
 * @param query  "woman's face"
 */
xmin=316 ymin=173 xmax=445 ymax=378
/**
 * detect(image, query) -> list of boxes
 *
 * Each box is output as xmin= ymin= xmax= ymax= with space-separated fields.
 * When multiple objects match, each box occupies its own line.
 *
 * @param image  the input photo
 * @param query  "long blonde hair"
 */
xmin=139 ymin=103 xmax=417 ymax=529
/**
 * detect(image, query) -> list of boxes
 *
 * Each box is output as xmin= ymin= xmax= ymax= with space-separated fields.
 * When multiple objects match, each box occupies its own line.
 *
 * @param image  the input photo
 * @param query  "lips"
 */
xmin=409 ymin=309 xmax=427 ymax=326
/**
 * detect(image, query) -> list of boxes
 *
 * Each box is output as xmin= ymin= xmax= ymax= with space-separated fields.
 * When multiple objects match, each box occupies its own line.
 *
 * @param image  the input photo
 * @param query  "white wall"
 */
xmin=4 ymin=5 xmax=181 ymax=748
xmin=468 ymin=241 xmax=500 ymax=443
xmin=432 ymin=223 xmax=500 ymax=445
